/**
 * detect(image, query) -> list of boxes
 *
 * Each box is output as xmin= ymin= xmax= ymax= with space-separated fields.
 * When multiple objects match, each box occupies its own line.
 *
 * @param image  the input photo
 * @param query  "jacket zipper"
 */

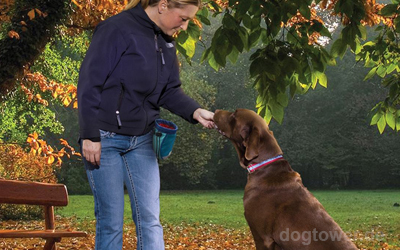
xmin=116 ymin=80 xmax=125 ymax=128
xmin=154 ymin=34 xmax=165 ymax=67
xmin=160 ymin=48 xmax=165 ymax=65
xmin=140 ymin=34 xmax=163 ymax=134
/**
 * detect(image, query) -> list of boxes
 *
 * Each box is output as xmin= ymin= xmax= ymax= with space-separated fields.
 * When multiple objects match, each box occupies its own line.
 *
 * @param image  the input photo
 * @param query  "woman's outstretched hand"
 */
xmin=193 ymin=108 xmax=215 ymax=129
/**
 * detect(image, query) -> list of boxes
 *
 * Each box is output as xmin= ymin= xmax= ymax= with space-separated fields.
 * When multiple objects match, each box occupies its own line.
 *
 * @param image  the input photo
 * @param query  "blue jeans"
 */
xmin=83 ymin=130 xmax=164 ymax=250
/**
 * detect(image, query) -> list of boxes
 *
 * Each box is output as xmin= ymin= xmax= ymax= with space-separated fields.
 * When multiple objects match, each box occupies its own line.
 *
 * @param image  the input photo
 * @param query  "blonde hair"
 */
xmin=124 ymin=0 xmax=201 ymax=10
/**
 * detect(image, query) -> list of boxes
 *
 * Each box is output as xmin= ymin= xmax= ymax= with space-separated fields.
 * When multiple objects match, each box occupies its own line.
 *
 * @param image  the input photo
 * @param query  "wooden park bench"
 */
xmin=0 ymin=179 xmax=87 ymax=250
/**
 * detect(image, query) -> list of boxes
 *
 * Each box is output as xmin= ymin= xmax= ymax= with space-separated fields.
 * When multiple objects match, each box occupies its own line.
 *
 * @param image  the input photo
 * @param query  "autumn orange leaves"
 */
xmin=22 ymin=72 xmax=78 ymax=108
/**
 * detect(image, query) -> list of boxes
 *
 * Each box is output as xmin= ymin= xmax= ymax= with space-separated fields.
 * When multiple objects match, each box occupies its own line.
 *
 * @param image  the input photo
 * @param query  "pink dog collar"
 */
xmin=247 ymin=155 xmax=284 ymax=173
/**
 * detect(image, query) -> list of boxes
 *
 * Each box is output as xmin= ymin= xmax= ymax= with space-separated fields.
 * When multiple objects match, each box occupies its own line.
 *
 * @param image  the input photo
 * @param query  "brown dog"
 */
xmin=214 ymin=108 xmax=358 ymax=250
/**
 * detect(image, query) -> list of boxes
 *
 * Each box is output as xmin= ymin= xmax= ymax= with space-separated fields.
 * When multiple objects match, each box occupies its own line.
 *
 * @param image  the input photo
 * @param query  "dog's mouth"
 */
xmin=214 ymin=124 xmax=227 ymax=137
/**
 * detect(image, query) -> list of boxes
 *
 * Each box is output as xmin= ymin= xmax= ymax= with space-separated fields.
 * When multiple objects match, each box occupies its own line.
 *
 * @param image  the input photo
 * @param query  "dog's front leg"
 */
xmin=251 ymin=230 xmax=281 ymax=250
xmin=263 ymin=237 xmax=282 ymax=250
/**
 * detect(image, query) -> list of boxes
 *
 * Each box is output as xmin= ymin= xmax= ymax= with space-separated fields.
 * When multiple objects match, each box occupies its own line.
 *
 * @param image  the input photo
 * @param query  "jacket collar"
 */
xmin=127 ymin=4 xmax=161 ymax=33
xmin=126 ymin=4 xmax=174 ymax=42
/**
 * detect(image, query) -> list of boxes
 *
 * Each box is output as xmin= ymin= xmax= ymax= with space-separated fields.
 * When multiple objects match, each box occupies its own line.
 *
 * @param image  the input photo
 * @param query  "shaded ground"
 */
xmin=0 ymin=218 xmax=399 ymax=249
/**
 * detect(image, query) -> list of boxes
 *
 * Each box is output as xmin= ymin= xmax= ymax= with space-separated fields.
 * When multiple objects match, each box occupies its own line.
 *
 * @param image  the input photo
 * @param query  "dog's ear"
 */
xmin=240 ymin=125 xmax=259 ymax=161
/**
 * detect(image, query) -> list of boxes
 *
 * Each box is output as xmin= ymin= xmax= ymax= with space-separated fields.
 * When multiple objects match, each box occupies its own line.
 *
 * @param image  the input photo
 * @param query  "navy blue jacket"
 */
xmin=77 ymin=4 xmax=201 ymax=140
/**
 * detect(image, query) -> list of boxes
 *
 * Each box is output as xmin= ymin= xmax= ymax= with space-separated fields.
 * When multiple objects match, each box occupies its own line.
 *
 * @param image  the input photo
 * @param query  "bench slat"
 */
xmin=0 ymin=230 xmax=87 ymax=238
xmin=0 ymin=179 xmax=68 ymax=206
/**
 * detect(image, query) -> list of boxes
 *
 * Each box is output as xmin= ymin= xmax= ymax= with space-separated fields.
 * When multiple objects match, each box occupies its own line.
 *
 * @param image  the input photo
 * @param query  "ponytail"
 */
xmin=124 ymin=0 xmax=150 ymax=10
xmin=125 ymin=0 xmax=201 ymax=10
xmin=125 ymin=0 xmax=140 ymax=10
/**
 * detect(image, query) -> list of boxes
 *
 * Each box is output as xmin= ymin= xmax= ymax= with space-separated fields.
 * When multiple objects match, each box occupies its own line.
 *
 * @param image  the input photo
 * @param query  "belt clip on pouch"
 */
xmin=153 ymin=119 xmax=178 ymax=160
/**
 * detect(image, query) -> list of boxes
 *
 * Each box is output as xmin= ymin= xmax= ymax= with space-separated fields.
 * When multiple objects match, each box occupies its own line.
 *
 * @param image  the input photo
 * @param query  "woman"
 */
xmin=77 ymin=0 xmax=214 ymax=249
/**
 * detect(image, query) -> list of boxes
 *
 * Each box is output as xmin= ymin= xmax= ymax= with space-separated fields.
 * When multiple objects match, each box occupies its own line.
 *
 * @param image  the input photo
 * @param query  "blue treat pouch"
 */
xmin=153 ymin=119 xmax=178 ymax=160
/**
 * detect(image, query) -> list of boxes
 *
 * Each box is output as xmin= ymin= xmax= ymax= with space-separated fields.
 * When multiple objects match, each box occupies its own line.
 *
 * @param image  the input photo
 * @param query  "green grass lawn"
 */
xmin=2 ymin=190 xmax=398 ymax=249
xmin=312 ymin=190 xmax=400 ymax=234
xmin=59 ymin=189 xmax=400 ymax=235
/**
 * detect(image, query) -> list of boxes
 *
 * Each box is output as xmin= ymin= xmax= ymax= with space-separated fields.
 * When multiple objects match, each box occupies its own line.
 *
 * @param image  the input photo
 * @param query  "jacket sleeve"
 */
xmin=77 ymin=21 xmax=127 ymax=139
xmin=159 ymin=56 xmax=201 ymax=124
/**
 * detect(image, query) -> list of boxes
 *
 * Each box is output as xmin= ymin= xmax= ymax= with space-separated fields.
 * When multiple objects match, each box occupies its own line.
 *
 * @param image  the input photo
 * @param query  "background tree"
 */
xmin=273 ymin=49 xmax=400 ymax=189
xmin=0 ymin=0 xmax=69 ymax=95
xmin=199 ymin=0 xmax=400 ymax=134
xmin=2 ymin=1 xmax=399 ymax=132
xmin=1 ymin=0 xmax=399 ymax=192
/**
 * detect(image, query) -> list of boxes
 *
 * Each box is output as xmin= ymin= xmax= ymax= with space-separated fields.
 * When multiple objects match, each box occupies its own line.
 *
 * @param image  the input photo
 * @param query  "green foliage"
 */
xmin=176 ymin=7 xmax=210 ymax=63
xmin=195 ymin=0 xmax=335 ymax=124
xmin=0 ymin=90 xmax=64 ymax=143
xmin=272 ymin=49 xmax=400 ymax=189
xmin=174 ymin=0 xmax=400 ymax=133
xmin=31 ymin=31 xmax=88 ymax=191
xmin=0 ymin=204 xmax=42 ymax=220
xmin=357 ymin=20 xmax=400 ymax=133
xmin=0 ymin=21 xmax=8 ymax=40
xmin=0 ymin=26 xmax=87 ymax=194
xmin=32 ymin=30 xmax=89 ymax=86
xmin=2 ymin=0 xmax=398 ymax=193
xmin=56 ymin=160 xmax=91 ymax=195
xmin=0 ymin=29 xmax=87 ymax=144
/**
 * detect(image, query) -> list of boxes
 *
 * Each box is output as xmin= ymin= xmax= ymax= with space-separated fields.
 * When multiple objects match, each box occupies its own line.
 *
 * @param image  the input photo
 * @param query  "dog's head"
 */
xmin=214 ymin=108 xmax=283 ymax=168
